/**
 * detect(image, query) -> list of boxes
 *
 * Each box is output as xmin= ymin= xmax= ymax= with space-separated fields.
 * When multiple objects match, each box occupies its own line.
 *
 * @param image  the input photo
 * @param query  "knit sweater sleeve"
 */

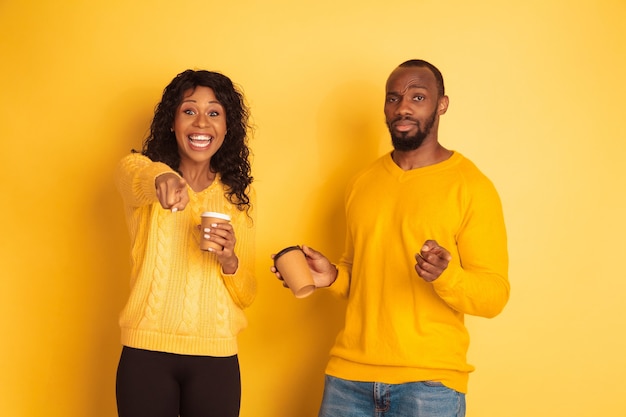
xmin=431 ymin=172 xmax=510 ymax=318
xmin=322 ymin=210 xmax=354 ymax=298
xmin=220 ymin=187 xmax=257 ymax=309
xmin=327 ymin=177 xmax=357 ymax=299
xmin=115 ymin=153 xmax=180 ymax=208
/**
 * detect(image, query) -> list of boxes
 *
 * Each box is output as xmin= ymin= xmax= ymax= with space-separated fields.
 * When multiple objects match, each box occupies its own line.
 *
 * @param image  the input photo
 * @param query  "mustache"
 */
xmin=390 ymin=115 xmax=419 ymax=125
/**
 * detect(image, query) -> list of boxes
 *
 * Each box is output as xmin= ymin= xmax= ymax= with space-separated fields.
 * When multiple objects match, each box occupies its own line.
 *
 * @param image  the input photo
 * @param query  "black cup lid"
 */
xmin=273 ymin=245 xmax=302 ymax=267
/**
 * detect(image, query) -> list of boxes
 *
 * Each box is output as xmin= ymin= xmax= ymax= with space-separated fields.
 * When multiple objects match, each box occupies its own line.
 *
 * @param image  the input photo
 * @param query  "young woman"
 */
xmin=115 ymin=69 xmax=256 ymax=417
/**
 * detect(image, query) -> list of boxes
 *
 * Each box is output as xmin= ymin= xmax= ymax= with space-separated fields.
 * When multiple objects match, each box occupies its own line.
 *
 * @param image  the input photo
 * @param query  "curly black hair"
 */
xmin=140 ymin=69 xmax=253 ymax=212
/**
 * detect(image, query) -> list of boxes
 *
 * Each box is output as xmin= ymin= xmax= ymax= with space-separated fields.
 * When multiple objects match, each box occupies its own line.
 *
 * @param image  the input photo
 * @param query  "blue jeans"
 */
xmin=318 ymin=375 xmax=466 ymax=417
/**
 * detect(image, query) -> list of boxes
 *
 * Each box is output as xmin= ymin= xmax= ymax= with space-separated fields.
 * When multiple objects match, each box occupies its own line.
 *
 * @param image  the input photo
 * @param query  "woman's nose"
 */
xmin=194 ymin=113 xmax=209 ymax=127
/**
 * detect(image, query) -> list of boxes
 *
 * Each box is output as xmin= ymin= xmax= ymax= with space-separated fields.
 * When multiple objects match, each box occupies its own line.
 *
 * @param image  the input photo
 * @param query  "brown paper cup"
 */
xmin=200 ymin=211 xmax=231 ymax=251
xmin=274 ymin=245 xmax=316 ymax=298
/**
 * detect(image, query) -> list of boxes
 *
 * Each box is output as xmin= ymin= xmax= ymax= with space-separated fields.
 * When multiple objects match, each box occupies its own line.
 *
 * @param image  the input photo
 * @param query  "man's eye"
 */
xmin=413 ymin=96 xmax=425 ymax=101
xmin=386 ymin=96 xmax=398 ymax=103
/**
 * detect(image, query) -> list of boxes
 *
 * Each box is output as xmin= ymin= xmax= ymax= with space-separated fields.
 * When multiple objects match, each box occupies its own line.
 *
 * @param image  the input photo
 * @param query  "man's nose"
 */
xmin=396 ymin=97 xmax=413 ymax=116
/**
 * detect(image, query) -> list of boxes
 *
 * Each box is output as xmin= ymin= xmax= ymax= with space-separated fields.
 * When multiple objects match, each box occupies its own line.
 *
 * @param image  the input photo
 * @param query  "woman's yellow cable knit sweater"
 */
xmin=115 ymin=153 xmax=256 ymax=356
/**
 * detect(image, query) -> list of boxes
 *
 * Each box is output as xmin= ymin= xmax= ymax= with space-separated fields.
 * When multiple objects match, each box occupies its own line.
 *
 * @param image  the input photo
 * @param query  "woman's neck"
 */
xmin=179 ymin=162 xmax=216 ymax=192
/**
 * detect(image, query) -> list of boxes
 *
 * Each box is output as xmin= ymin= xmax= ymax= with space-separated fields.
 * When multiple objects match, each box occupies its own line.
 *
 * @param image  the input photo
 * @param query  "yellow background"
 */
xmin=1 ymin=0 xmax=625 ymax=416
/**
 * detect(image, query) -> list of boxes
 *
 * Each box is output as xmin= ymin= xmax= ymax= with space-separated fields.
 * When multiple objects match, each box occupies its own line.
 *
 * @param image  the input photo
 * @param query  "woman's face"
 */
xmin=172 ymin=86 xmax=227 ymax=167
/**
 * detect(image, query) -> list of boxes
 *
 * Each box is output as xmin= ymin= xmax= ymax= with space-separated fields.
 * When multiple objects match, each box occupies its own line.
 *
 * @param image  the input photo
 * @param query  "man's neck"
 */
xmin=391 ymin=142 xmax=453 ymax=171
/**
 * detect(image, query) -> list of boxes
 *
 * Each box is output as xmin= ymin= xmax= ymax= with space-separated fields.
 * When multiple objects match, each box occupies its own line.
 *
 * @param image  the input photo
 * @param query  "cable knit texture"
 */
xmin=115 ymin=153 xmax=256 ymax=356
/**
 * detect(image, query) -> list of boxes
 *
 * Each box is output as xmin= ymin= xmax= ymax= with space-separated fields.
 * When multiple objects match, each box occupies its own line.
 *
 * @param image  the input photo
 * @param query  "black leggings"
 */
xmin=116 ymin=346 xmax=241 ymax=417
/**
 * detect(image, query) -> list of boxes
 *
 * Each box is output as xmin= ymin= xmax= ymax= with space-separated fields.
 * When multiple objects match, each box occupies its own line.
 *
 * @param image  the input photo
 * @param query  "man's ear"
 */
xmin=438 ymin=95 xmax=449 ymax=115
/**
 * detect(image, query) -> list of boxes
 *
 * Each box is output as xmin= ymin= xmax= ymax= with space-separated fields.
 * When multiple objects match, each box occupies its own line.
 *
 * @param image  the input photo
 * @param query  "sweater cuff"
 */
xmin=431 ymin=261 xmax=461 ymax=294
xmin=140 ymin=163 xmax=180 ymax=198
xmin=326 ymin=264 xmax=350 ymax=298
xmin=221 ymin=266 xmax=239 ymax=276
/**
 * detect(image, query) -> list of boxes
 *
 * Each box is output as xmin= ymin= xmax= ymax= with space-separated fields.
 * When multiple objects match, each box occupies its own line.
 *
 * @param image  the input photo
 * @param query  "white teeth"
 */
xmin=189 ymin=135 xmax=212 ymax=149
xmin=189 ymin=134 xmax=212 ymax=141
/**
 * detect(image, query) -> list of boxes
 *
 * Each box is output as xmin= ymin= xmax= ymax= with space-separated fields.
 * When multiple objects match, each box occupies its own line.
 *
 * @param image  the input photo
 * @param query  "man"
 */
xmin=274 ymin=59 xmax=509 ymax=417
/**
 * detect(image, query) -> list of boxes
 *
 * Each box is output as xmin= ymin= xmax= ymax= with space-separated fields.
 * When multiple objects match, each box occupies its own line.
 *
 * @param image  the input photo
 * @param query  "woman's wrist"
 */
xmin=221 ymin=256 xmax=239 ymax=275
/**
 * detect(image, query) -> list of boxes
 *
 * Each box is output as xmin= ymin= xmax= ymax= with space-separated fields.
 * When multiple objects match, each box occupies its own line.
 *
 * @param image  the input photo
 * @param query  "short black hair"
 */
xmin=398 ymin=59 xmax=445 ymax=97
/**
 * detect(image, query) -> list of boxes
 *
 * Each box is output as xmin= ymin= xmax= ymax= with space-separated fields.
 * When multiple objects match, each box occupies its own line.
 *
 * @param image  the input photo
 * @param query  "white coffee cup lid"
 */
xmin=201 ymin=211 xmax=231 ymax=221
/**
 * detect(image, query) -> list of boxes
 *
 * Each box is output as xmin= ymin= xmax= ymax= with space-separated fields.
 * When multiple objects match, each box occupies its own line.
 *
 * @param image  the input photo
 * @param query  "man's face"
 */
xmin=384 ymin=66 xmax=446 ymax=151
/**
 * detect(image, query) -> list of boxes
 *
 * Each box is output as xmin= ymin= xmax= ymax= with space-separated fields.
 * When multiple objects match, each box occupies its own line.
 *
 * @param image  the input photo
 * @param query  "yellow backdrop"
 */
xmin=1 ymin=0 xmax=625 ymax=416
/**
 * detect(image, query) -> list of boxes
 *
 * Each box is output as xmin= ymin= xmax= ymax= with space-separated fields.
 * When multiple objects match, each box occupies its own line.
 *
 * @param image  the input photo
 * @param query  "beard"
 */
xmin=387 ymin=109 xmax=438 ymax=151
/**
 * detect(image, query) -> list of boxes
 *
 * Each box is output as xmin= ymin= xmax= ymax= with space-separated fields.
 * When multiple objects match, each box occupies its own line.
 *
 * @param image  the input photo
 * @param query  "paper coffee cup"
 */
xmin=200 ymin=211 xmax=231 ymax=251
xmin=274 ymin=245 xmax=316 ymax=298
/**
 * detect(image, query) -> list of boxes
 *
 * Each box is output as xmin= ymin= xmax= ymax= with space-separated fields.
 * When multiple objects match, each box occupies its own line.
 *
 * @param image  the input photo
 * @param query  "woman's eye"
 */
xmin=209 ymin=111 xmax=220 ymax=117
xmin=183 ymin=109 xmax=196 ymax=115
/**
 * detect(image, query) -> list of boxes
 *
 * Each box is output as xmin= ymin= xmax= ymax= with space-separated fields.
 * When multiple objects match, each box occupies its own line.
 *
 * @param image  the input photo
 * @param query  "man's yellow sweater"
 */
xmin=326 ymin=152 xmax=509 ymax=393
xmin=115 ymin=153 xmax=256 ymax=357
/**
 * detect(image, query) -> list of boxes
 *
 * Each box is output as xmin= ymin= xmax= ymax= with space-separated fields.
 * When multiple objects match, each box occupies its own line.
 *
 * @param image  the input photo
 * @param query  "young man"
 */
xmin=275 ymin=59 xmax=509 ymax=417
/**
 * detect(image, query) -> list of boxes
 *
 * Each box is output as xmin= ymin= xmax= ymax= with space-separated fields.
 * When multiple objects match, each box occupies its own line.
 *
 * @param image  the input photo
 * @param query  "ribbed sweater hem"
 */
xmin=325 ymin=357 xmax=470 ymax=394
xmin=121 ymin=328 xmax=238 ymax=357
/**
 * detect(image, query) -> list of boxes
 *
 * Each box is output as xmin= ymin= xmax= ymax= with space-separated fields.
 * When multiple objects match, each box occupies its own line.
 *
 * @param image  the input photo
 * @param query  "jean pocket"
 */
xmin=422 ymin=380 xmax=445 ymax=387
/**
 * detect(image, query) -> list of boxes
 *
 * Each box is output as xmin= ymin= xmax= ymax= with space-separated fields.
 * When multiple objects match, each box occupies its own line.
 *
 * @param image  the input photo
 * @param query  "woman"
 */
xmin=115 ymin=69 xmax=256 ymax=417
